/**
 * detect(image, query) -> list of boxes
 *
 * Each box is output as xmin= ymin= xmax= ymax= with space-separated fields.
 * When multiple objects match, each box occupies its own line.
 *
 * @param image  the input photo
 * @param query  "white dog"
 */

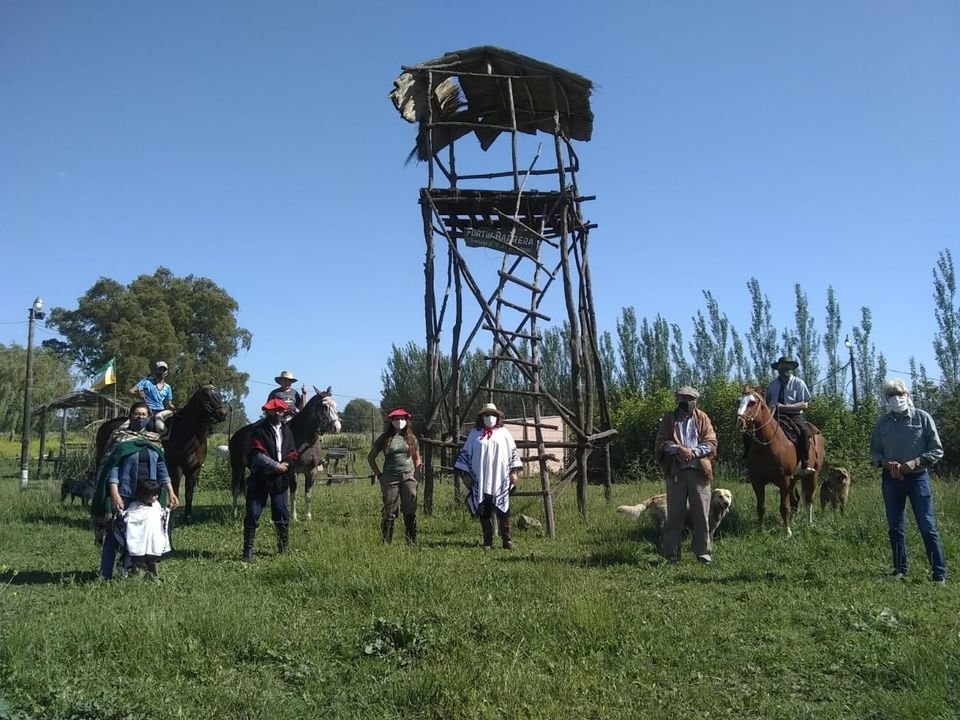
xmin=617 ymin=488 xmax=733 ymax=540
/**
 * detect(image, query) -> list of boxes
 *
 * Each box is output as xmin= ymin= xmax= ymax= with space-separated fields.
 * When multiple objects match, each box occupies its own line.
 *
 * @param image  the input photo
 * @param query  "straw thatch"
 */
xmin=389 ymin=46 xmax=594 ymax=161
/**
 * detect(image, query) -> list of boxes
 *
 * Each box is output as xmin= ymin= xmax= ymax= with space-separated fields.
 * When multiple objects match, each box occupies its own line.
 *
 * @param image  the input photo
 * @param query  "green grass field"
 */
xmin=1 ymin=463 xmax=958 ymax=720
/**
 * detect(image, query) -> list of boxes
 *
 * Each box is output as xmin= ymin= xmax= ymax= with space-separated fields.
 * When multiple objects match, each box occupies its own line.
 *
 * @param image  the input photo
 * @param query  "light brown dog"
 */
xmin=617 ymin=488 xmax=733 ymax=540
xmin=820 ymin=467 xmax=851 ymax=514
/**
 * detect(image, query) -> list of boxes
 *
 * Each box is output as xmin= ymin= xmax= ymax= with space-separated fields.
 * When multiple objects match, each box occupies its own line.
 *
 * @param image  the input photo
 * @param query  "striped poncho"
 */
xmin=454 ymin=426 xmax=522 ymax=515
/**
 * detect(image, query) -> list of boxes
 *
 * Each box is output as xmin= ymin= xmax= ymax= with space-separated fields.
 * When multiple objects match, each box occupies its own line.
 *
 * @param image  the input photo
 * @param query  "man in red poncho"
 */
xmin=242 ymin=398 xmax=298 ymax=563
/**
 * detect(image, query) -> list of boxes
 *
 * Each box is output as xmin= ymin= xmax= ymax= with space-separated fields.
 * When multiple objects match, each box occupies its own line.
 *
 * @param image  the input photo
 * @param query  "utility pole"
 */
xmin=844 ymin=335 xmax=858 ymax=412
xmin=19 ymin=296 xmax=46 ymax=489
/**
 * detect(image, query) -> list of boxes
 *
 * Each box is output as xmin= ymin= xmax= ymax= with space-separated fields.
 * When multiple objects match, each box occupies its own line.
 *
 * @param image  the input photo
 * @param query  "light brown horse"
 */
xmin=737 ymin=386 xmax=824 ymax=537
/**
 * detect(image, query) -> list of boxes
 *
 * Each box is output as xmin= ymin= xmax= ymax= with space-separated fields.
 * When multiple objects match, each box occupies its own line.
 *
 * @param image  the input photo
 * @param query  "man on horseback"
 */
xmin=128 ymin=360 xmax=175 ymax=433
xmin=266 ymin=370 xmax=306 ymax=421
xmin=764 ymin=356 xmax=815 ymax=478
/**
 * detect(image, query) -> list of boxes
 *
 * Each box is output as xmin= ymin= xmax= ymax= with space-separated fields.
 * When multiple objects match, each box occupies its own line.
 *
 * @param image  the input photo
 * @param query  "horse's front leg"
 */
xmin=752 ymin=479 xmax=766 ymax=529
xmin=168 ymin=463 xmax=184 ymax=520
xmin=184 ymin=468 xmax=198 ymax=522
xmin=304 ymin=467 xmax=319 ymax=521
xmin=779 ymin=482 xmax=793 ymax=538
xmin=290 ymin=476 xmax=299 ymax=522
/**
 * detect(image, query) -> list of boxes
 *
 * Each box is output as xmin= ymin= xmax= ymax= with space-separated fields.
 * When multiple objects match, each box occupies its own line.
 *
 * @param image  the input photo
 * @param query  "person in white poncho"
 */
xmin=454 ymin=403 xmax=522 ymax=550
xmin=118 ymin=479 xmax=171 ymax=577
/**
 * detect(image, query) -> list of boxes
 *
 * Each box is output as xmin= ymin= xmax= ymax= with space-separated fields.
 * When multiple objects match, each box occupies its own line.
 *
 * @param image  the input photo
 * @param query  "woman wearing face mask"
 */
xmin=368 ymin=408 xmax=421 ymax=544
xmin=454 ymin=403 xmax=523 ymax=550
xmin=94 ymin=401 xmax=178 ymax=578
xmin=870 ymin=378 xmax=946 ymax=584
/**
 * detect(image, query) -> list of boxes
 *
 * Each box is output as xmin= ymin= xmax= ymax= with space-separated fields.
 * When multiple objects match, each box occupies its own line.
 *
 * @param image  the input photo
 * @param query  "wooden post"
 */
xmin=36 ymin=407 xmax=47 ymax=482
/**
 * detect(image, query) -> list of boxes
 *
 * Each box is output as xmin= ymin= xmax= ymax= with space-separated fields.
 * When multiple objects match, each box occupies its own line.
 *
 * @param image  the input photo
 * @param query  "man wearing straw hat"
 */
xmin=266 ymin=370 xmax=307 ymax=420
xmin=454 ymin=402 xmax=523 ymax=550
xmin=765 ymin=356 xmax=815 ymax=478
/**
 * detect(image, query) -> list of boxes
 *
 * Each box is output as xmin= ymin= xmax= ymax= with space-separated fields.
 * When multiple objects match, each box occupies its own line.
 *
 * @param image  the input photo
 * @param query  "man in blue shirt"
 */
xmin=870 ymin=378 xmax=945 ymax=584
xmin=764 ymin=356 xmax=814 ymax=477
xmin=128 ymin=361 xmax=175 ymax=431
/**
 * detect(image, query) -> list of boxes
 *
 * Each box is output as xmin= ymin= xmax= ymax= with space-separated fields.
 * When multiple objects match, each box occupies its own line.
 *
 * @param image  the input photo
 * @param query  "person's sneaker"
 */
xmin=482 ymin=545 xmax=493 ymax=552
xmin=892 ymin=571 xmax=906 ymax=580
xmin=933 ymin=578 xmax=946 ymax=585
xmin=502 ymin=539 xmax=514 ymax=551
xmin=697 ymin=554 xmax=713 ymax=565
xmin=798 ymin=466 xmax=816 ymax=478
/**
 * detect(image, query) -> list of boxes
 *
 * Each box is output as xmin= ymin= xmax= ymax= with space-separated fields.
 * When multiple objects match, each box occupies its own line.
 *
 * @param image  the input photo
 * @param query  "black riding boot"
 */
xmin=403 ymin=513 xmax=417 ymax=545
xmin=381 ymin=518 xmax=395 ymax=544
xmin=242 ymin=527 xmax=256 ymax=563
xmin=480 ymin=516 xmax=495 ymax=549
xmin=276 ymin=524 xmax=290 ymax=554
xmin=500 ymin=513 xmax=513 ymax=550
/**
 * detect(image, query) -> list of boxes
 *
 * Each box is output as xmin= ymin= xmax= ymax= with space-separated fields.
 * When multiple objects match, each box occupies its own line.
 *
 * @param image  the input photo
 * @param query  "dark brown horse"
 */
xmin=95 ymin=385 xmax=229 ymax=521
xmin=228 ymin=386 xmax=341 ymax=521
xmin=737 ymin=386 xmax=824 ymax=537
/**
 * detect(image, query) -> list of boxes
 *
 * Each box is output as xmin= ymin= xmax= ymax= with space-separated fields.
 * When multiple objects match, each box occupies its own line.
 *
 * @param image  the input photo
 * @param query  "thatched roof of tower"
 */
xmin=389 ymin=46 xmax=594 ymax=161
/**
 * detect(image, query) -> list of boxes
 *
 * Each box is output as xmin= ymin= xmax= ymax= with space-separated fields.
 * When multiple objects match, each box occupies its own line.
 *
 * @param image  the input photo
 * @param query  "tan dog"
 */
xmin=617 ymin=488 xmax=733 ymax=540
xmin=820 ymin=467 xmax=851 ymax=514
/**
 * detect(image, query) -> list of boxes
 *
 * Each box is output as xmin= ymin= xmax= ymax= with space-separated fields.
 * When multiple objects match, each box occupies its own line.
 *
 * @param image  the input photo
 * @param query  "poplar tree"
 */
xmin=932 ymin=249 xmax=960 ymax=391
xmin=745 ymin=278 xmax=777 ymax=384
xmin=823 ymin=286 xmax=845 ymax=398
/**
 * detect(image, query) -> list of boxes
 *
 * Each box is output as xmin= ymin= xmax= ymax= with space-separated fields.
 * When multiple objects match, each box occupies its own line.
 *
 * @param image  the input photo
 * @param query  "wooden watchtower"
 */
xmin=389 ymin=47 xmax=615 ymax=536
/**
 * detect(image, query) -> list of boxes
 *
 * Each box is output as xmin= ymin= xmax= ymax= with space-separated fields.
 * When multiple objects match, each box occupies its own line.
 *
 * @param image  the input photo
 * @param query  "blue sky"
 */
xmin=2 ymin=1 xmax=958 ymax=419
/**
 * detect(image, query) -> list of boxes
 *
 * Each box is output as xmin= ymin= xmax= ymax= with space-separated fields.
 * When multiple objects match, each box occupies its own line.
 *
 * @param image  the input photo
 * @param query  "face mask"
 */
xmin=887 ymin=395 xmax=909 ymax=414
xmin=130 ymin=417 xmax=148 ymax=431
xmin=391 ymin=419 xmax=407 ymax=431
xmin=677 ymin=401 xmax=694 ymax=414
xmin=482 ymin=415 xmax=498 ymax=429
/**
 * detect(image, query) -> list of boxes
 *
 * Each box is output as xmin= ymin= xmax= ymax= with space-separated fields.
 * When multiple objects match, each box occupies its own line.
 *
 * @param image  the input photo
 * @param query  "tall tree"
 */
xmin=45 ymin=268 xmax=252 ymax=402
xmin=731 ymin=328 xmax=750 ymax=384
xmin=823 ymin=286 xmax=845 ymax=398
xmin=688 ymin=291 xmax=734 ymax=383
xmin=670 ymin=323 xmax=693 ymax=387
xmin=745 ymin=278 xmax=778 ymax=384
xmin=540 ymin=325 xmax=573 ymax=410
xmin=793 ymin=284 xmax=821 ymax=387
xmin=851 ymin=307 xmax=879 ymax=401
xmin=616 ymin=307 xmax=642 ymax=395
xmin=780 ymin=328 xmax=798 ymax=359
xmin=0 ymin=344 xmax=75 ymax=434
xmin=380 ymin=341 xmax=432 ymax=424
xmin=340 ymin=398 xmax=380 ymax=433
xmin=597 ymin=330 xmax=619 ymax=400
xmin=932 ymin=249 xmax=960 ymax=391
xmin=909 ymin=357 xmax=938 ymax=411
xmin=639 ymin=315 xmax=671 ymax=393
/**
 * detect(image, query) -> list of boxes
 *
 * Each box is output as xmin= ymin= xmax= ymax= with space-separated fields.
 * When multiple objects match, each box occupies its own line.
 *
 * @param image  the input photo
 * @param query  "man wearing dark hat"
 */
xmin=765 ymin=356 xmax=815 ymax=477
xmin=655 ymin=386 xmax=718 ymax=564
xmin=266 ymin=370 xmax=306 ymax=420
xmin=242 ymin=398 xmax=298 ymax=563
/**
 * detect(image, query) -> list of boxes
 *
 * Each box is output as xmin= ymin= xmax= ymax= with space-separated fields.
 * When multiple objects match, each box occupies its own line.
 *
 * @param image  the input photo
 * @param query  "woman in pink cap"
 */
xmin=367 ymin=408 xmax=421 ymax=544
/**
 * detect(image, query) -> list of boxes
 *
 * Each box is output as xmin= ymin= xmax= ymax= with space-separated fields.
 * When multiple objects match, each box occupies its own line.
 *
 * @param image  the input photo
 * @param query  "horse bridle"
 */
xmin=740 ymin=393 xmax=779 ymax=446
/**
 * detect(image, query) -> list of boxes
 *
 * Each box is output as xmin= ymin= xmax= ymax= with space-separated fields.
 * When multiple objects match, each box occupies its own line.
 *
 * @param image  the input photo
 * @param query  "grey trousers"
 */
xmin=662 ymin=467 xmax=712 ymax=559
xmin=380 ymin=472 xmax=418 ymax=520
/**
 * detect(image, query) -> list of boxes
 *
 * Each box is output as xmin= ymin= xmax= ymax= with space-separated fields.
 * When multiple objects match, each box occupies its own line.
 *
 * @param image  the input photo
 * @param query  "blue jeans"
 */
xmin=244 ymin=481 xmax=290 ymax=530
xmin=881 ymin=470 xmax=946 ymax=581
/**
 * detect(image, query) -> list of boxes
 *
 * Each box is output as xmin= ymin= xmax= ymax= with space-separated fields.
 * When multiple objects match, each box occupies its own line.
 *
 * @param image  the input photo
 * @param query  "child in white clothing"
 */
xmin=121 ymin=480 xmax=171 ymax=577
